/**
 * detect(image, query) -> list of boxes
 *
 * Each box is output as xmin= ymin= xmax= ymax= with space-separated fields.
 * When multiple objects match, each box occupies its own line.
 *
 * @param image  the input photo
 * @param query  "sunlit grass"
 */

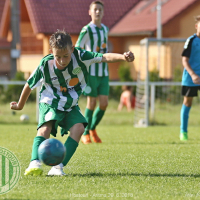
xmin=0 ymin=99 xmax=200 ymax=199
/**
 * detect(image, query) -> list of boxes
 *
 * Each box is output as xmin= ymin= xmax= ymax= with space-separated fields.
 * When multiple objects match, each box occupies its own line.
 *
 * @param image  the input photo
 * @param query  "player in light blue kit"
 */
xmin=180 ymin=15 xmax=200 ymax=141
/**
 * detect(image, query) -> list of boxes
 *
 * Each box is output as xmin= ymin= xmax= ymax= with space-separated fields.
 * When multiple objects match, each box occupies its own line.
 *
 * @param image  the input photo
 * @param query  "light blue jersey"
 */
xmin=182 ymin=34 xmax=200 ymax=86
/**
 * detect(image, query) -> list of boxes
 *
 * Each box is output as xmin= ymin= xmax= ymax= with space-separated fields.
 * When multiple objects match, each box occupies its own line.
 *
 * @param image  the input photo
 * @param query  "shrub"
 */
xmin=109 ymin=63 xmax=135 ymax=99
xmin=0 ymin=71 xmax=36 ymax=103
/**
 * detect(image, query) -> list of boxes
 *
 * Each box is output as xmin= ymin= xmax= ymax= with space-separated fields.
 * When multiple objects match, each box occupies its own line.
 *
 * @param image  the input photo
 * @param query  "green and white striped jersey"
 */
xmin=75 ymin=22 xmax=109 ymax=77
xmin=27 ymin=47 xmax=103 ymax=111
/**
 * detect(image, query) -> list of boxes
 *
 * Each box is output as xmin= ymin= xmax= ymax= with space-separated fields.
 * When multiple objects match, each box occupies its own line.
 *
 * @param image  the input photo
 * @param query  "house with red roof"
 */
xmin=0 ymin=0 xmax=199 ymax=80
xmin=110 ymin=0 xmax=199 ymax=79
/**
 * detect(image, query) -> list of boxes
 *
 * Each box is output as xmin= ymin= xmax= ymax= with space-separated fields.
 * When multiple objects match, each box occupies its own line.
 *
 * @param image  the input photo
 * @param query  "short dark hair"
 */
xmin=89 ymin=1 xmax=104 ymax=9
xmin=49 ymin=30 xmax=72 ymax=49
xmin=122 ymin=85 xmax=132 ymax=91
xmin=194 ymin=15 xmax=200 ymax=23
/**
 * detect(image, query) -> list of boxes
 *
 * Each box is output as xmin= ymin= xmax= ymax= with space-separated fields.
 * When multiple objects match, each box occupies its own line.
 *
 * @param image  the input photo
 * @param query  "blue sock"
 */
xmin=180 ymin=104 xmax=191 ymax=133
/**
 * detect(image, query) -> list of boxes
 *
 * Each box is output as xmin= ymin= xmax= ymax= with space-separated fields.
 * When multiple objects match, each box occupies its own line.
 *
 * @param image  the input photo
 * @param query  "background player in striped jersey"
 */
xmin=180 ymin=15 xmax=200 ymax=141
xmin=75 ymin=1 xmax=110 ymax=144
xmin=10 ymin=30 xmax=134 ymax=176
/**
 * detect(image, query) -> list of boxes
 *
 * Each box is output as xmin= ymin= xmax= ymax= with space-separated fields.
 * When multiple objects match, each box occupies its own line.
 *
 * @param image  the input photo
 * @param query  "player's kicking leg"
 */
xmin=25 ymin=121 xmax=52 ymax=176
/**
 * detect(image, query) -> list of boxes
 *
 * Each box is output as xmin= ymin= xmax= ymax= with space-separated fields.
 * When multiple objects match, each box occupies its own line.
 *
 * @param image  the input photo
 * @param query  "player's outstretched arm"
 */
xmin=102 ymin=51 xmax=135 ymax=63
xmin=10 ymin=83 xmax=32 ymax=110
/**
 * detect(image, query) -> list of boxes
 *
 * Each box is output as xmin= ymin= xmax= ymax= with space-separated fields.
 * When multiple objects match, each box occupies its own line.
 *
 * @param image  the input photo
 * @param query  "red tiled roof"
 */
xmin=24 ymin=0 xmax=140 ymax=34
xmin=110 ymin=0 xmax=199 ymax=36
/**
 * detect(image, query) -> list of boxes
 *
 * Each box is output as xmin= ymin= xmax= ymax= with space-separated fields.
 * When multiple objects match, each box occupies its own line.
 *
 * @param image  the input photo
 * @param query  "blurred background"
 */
xmin=0 ymin=0 xmax=199 ymax=126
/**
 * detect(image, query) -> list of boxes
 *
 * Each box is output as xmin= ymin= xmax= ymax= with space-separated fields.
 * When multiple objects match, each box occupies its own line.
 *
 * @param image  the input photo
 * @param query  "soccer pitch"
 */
xmin=0 ymin=100 xmax=200 ymax=199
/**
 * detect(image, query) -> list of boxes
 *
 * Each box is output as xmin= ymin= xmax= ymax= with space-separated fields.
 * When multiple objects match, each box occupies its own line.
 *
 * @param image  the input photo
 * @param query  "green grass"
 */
xmin=0 ymin=100 xmax=200 ymax=199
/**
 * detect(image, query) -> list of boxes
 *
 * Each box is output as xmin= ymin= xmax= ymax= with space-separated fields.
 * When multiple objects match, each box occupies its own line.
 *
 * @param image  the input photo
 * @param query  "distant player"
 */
xmin=180 ymin=15 xmax=200 ymax=141
xmin=75 ymin=1 xmax=109 ymax=144
xmin=10 ymin=30 xmax=135 ymax=176
xmin=118 ymin=86 xmax=135 ymax=112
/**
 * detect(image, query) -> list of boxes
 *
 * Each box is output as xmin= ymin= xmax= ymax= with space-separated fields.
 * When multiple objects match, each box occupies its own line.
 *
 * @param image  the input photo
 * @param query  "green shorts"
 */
xmin=83 ymin=75 xmax=109 ymax=97
xmin=37 ymin=103 xmax=88 ymax=137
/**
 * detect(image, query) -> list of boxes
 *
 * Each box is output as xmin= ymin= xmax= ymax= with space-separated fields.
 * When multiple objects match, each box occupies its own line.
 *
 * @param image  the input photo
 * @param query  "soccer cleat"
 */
xmin=24 ymin=160 xmax=43 ymax=176
xmin=81 ymin=134 xmax=92 ymax=144
xmin=89 ymin=130 xmax=102 ymax=143
xmin=48 ymin=163 xmax=66 ymax=176
xmin=180 ymin=132 xmax=188 ymax=141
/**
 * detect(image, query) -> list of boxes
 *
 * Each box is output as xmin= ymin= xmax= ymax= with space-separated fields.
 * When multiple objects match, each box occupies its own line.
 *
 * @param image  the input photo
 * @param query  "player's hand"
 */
xmin=10 ymin=102 xmax=22 ymax=110
xmin=124 ymin=51 xmax=135 ymax=62
xmin=191 ymin=74 xmax=200 ymax=84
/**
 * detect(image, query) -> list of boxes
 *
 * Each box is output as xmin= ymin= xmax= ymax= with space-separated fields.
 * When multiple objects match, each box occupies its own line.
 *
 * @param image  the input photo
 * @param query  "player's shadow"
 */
xmin=108 ymin=142 xmax=197 ymax=145
xmin=65 ymin=172 xmax=200 ymax=178
xmin=150 ymin=122 xmax=167 ymax=126
xmin=0 ymin=121 xmax=37 ymax=125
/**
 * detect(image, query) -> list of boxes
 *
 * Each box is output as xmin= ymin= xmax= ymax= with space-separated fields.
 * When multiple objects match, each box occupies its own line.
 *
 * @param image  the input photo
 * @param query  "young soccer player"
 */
xmin=118 ymin=86 xmax=135 ymax=112
xmin=75 ymin=1 xmax=110 ymax=144
xmin=180 ymin=15 xmax=200 ymax=141
xmin=10 ymin=30 xmax=134 ymax=176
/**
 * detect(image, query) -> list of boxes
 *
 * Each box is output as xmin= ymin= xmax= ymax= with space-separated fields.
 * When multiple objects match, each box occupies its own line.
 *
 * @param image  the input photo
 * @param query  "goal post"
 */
xmin=134 ymin=37 xmax=186 ymax=127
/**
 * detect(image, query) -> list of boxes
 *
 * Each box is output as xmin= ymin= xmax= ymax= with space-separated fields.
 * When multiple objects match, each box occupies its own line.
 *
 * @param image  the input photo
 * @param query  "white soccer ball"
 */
xmin=20 ymin=114 xmax=29 ymax=122
xmin=138 ymin=118 xmax=146 ymax=126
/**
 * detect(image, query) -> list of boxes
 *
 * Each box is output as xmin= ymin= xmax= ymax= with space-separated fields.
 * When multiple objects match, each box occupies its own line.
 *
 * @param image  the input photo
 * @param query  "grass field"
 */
xmin=1 ymin=99 xmax=200 ymax=199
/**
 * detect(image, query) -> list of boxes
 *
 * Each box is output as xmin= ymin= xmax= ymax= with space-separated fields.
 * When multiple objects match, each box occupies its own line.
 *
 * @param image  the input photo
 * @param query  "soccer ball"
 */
xmin=20 ymin=114 xmax=29 ymax=122
xmin=138 ymin=118 xmax=146 ymax=126
xmin=38 ymin=138 xmax=66 ymax=166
